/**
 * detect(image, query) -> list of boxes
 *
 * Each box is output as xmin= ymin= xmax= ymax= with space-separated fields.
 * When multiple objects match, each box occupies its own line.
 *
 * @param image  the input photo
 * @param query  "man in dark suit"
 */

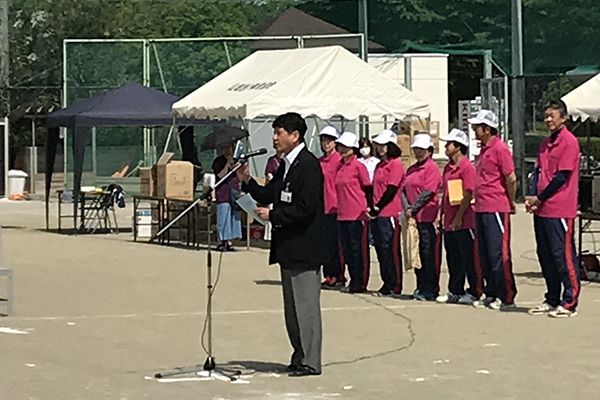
xmin=237 ymin=112 xmax=326 ymax=377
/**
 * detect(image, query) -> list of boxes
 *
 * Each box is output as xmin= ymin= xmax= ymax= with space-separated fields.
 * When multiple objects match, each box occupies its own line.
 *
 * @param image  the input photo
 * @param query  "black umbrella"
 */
xmin=201 ymin=126 xmax=249 ymax=150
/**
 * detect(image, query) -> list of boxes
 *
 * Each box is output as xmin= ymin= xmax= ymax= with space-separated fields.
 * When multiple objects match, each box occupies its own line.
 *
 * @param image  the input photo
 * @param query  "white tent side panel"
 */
xmin=562 ymin=73 xmax=600 ymax=122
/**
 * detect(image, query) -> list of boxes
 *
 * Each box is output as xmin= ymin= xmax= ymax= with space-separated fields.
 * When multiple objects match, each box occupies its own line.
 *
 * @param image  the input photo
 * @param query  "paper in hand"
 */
xmin=236 ymin=193 xmax=268 ymax=226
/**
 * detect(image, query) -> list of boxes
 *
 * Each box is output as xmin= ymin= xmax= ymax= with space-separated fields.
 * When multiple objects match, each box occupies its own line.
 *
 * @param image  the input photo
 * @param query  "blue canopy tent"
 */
xmin=45 ymin=82 xmax=215 ymax=230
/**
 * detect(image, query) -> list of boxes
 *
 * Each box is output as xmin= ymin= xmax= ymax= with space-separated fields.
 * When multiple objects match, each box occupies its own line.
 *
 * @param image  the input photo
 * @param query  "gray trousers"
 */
xmin=280 ymin=266 xmax=322 ymax=373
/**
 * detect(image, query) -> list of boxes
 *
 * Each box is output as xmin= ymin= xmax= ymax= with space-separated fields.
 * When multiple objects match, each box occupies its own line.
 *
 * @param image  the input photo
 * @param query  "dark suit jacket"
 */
xmin=243 ymin=146 xmax=326 ymax=269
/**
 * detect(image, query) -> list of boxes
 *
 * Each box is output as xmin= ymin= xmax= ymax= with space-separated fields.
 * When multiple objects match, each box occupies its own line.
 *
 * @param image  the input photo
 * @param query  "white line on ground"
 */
xmin=0 ymin=327 xmax=30 ymax=334
xmin=8 ymin=300 xmax=541 ymax=322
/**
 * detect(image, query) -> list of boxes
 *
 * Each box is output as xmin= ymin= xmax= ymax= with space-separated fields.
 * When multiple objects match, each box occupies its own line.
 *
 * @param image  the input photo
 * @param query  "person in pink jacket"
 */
xmin=318 ymin=126 xmax=345 ymax=289
xmin=334 ymin=132 xmax=373 ymax=293
xmin=369 ymin=130 xmax=405 ymax=297
xmin=402 ymin=133 xmax=442 ymax=301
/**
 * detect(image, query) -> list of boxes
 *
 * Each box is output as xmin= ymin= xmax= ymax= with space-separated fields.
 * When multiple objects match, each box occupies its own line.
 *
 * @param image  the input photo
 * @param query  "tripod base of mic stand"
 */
xmin=154 ymin=357 xmax=241 ymax=381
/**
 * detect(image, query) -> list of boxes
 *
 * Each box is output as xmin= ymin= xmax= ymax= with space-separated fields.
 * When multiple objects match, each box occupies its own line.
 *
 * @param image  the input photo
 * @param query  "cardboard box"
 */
xmin=155 ymin=152 xmax=195 ymax=200
xmin=400 ymin=155 xmax=416 ymax=171
xmin=397 ymin=134 xmax=411 ymax=157
xmin=430 ymin=131 xmax=440 ymax=153
xmin=139 ymin=167 xmax=154 ymax=196
xmin=399 ymin=117 xmax=429 ymax=136
xmin=398 ymin=121 xmax=411 ymax=135
xmin=411 ymin=118 xmax=429 ymax=133
xmin=429 ymin=121 xmax=440 ymax=153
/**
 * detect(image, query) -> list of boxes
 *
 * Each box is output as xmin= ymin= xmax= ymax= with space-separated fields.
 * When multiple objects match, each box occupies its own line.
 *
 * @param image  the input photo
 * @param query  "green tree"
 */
xmin=7 ymin=0 xmax=262 ymax=156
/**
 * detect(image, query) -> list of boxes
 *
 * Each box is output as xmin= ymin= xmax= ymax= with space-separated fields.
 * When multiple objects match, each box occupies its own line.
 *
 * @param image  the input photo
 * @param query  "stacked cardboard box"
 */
xmin=430 ymin=121 xmax=440 ymax=153
xmin=139 ymin=152 xmax=194 ymax=200
xmin=395 ymin=117 xmax=442 ymax=170
xmin=139 ymin=168 xmax=154 ymax=196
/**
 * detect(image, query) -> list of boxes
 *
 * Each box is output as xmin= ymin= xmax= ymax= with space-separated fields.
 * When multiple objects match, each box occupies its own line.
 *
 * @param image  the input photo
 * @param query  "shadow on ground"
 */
xmin=224 ymin=360 xmax=288 ymax=374
xmin=254 ymin=280 xmax=282 ymax=286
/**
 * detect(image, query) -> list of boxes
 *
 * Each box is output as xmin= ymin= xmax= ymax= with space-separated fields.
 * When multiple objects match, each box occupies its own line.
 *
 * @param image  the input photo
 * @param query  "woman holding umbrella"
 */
xmin=204 ymin=126 xmax=249 ymax=252
xmin=212 ymin=144 xmax=242 ymax=251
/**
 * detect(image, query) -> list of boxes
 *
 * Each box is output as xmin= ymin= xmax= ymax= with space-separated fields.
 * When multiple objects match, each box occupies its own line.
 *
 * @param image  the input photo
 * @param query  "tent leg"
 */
xmin=92 ymin=127 xmax=97 ymax=177
xmin=162 ymin=126 xmax=174 ymax=155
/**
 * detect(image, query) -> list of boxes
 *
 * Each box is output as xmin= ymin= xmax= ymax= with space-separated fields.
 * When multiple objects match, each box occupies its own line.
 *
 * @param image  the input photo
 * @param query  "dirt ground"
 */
xmin=1 ymin=200 xmax=600 ymax=400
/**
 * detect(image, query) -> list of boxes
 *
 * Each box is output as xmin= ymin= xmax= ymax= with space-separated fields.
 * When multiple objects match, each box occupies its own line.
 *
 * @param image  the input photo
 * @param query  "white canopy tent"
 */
xmin=173 ymin=45 xmax=430 ymax=174
xmin=172 ymin=46 xmax=429 ymax=121
xmin=562 ymin=73 xmax=600 ymax=122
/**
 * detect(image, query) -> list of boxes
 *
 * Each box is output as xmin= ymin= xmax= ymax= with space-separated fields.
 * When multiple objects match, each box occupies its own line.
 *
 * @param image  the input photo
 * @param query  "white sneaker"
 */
xmin=488 ymin=299 xmax=516 ymax=311
xmin=487 ymin=298 xmax=503 ymax=310
xmin=436 ymin=292 xmax=460 ymax=303
xmin=473 ymin=297 xmax=495 ymax=308
xmin=528 ymin=302 xmax=555 ymax=315
xmin=458 ymin=293 xmax=477 ymax=305
xmin=548 ymin=305 xmax=577 ymax=318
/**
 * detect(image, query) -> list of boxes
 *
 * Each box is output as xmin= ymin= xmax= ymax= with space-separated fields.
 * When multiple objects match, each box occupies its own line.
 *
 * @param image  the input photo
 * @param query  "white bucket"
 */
xmin=7 ymin=170 xmax=28 ymax=195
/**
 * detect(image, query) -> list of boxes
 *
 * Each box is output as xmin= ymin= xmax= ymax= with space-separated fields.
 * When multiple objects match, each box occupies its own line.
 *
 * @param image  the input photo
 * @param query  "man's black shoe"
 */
xmin=285 ymin=364 xmax=300 ymax=373
xmin=288 ymin=366 xmax=321 ymax=377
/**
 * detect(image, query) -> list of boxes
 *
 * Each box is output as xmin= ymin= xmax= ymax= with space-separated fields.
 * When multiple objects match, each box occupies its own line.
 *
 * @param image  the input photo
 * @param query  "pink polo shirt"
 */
xmin=335 ymin=156 xmax=371 ymax=221
xmin=474 ymin=135 xmax=514 ymax=213
xmin=372 ymin=157 xmax=405 ymax=217
xmin=404 ymin=158 xmax=441 ymax=223
xmin=319 ymin=151 xmax=342 ymax=215
xmin=535 ymin=126 xmax=580 ymax=218
xmin=442 ymin=156 xmax=475 ymax=230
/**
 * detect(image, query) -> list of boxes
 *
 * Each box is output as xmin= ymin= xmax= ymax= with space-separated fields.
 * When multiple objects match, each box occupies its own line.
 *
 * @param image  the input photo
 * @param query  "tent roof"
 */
xmin=172 ymin=46 xmax=429 ymax=121
xmin=252 ymin=7 xmax=385 ymax=52
xmin=47 ymin=82 xmax=206 ymax=129
xmin=562 ymin=73 xmax=600 ymax=122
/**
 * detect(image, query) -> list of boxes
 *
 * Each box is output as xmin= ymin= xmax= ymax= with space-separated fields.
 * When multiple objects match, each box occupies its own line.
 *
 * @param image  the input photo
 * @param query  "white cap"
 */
xmin=440 ymin=128 xmax=469 ymax=147
xmin=335 ymin=131 xmax=359 ymax=148
xmin=319 ymin=125 xmax=340 ymax=139
xmin=411 ymin=133 xmax=433 ymax=149
xmin=467 ymin=109 xmax=499 ymax=129
xmin=373 ymin=129 xmax=397 ymax=145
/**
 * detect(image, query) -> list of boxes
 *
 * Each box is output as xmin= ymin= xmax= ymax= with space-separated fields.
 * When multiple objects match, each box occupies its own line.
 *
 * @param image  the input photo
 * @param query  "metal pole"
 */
xmin=143 ymin=40 xmax=150 ymax=166
xmin=91 ymin=127 xmax=97 ymax=177
xmin=223 ymin=42 xmax=232 ymax=68
xmin=358 ymin=0 xmax=368 ymax=62
xmin=511 ymin=0 xmax=525 ymax=199
xmin=357 ymin=0 xmax=369 ymax=138
xmin=483 ymin=51 xmax=493 ymax=79
xmin=404 ymin=56 xmax=412 ymax=90
xmin=151 ymin=43 xmax=168 ymax=93
xmin=0 ymin=0 xmax=9 ymax=115
xmin=3 ymin=116 xmax=7 ymax=196
xmin=66 ymin=34 xmax=363 ymax=45
xmin=31 ymin=119 xmax=36 ymax=193
xmin=62 ymin=40 xmax=68 ymax=188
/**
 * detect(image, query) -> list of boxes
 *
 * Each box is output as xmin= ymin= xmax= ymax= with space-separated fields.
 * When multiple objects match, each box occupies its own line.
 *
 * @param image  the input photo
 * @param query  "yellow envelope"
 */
xmin=447 ymin=179 xmax=464 ymax=206
xmin=447 ymin=179 xmax=475 ymax=206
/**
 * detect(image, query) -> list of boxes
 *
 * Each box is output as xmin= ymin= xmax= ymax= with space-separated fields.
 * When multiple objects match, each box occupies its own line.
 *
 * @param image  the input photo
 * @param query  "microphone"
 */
xmin=238 ymin=148 xmax=268 ymax=160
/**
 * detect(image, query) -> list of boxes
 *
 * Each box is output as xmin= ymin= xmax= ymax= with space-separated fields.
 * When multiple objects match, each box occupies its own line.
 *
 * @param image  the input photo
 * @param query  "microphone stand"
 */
xmin=154 ymin=161 xmax=247 ymax=381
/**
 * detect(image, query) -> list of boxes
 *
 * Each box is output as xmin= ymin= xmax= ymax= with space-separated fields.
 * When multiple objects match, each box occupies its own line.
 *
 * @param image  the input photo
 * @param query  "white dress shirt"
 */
xmin=283 ymin=142 xmax=305 ymax=179
xmin=359 ymin=156 xmax=380 ymax=182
